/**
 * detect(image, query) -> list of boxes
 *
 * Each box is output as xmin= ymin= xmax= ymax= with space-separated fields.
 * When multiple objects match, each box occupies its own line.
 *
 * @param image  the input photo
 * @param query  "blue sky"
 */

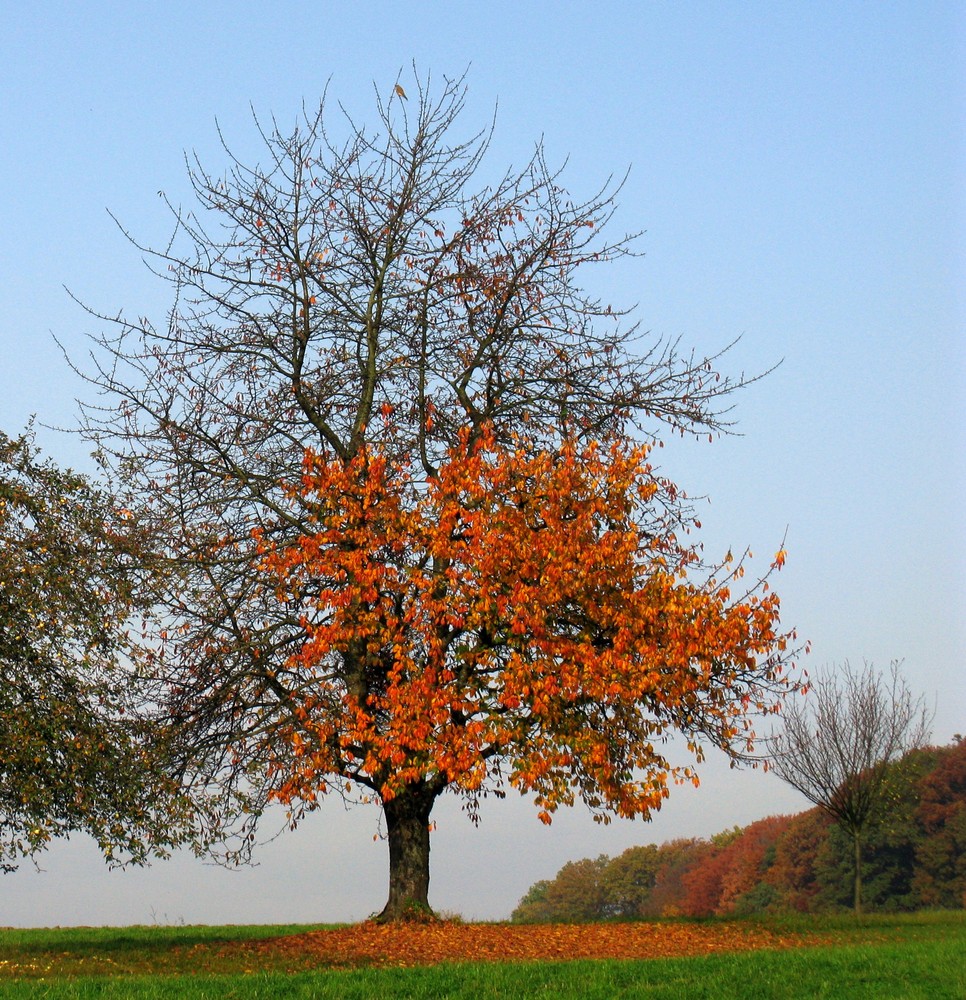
xmin=1 ymin=2 xmax=963 ymax=925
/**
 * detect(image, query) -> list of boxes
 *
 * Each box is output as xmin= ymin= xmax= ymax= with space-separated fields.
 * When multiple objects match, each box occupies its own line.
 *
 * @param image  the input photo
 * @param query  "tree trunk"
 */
xmin=852 ymin=830 xmax=863 ymax=916
xmin=376 ymin=781 xmax=437 ymax=921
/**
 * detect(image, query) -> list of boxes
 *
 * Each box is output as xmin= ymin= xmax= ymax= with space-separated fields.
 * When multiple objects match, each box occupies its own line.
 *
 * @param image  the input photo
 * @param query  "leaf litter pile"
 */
xmin=220 ymin=920 xmax=825 ymax=970
xmin=0 ymin=921 xmax=833 ymax=979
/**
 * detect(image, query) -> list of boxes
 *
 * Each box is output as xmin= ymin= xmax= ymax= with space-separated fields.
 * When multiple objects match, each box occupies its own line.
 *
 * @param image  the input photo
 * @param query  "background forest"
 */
xmin=512 ymin=738 xmax=966 ymax=921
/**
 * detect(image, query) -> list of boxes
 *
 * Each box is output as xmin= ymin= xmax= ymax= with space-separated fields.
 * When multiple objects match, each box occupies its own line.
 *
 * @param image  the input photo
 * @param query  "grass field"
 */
xmin=0 ymin=911 xmax=962 ymax=998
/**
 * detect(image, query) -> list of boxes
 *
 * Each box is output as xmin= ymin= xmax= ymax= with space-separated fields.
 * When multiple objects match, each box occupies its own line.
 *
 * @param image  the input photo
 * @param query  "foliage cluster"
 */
xmin=511 ymin=738 xmax=966 ymax=920
xmin=0 ymin=428 xmax=188 ymax=871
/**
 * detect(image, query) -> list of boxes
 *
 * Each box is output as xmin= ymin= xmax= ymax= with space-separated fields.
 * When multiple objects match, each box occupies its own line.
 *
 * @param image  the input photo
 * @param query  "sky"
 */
xmin=1 ymin=2 xmax=963 ymax=926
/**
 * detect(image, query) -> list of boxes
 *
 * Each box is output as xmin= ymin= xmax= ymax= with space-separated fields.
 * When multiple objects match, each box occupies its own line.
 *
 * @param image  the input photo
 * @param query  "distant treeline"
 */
xmin=511 ymin=737 xmax=965 ymax=921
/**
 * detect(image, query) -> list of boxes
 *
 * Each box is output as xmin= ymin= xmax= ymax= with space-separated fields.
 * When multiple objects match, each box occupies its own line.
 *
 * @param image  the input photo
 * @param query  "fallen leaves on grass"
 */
xmin=224 ymin=920 xmax=822 ymax=970
xmin=0 ymin=921 xmax=831 ymax=979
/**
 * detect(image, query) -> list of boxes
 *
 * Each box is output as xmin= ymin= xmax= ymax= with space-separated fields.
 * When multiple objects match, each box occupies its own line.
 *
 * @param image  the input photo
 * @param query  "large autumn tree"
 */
xmin=0 ymin=428 xmax=187 ymax=871
xmin=75 ymin=73 xmax=797 ymax=919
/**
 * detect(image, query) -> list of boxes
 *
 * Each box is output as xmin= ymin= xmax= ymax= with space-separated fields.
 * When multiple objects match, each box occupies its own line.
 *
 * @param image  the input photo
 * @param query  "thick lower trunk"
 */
xmin=853 ymin=832 xmax=862 ymax=916
xmin=376 ymin=782 xmax=436 ymax=921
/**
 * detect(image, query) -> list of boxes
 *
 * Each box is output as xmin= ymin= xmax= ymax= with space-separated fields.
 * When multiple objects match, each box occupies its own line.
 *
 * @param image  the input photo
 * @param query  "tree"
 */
xmin=510 ymin=879 xmax=554 ymax=923
xmin=769 ymin=660 xmax=932 ymax=914
xmin=855 ymin=748 xmax=934 ymax=913
xmin=0 ymin=428 xmax=187 ymax=871
xmin=256 ymin=431 xmax=792 ymax=917
xmin=75 ymin=72 xmax=796 ymax=919
xmin=679 ymin=840 xmax=730 ymax=917
xmin=599 ymin=844 xmax=662 ymax=918
xmin=913 ymin=737 xmax=966 ymax=909
xmin=711 ymin=815 xmax=789 ymax=914
xmin=532 ymin=856 xmax=610 ymax=923
xmin=764 ymin=806 xmax=832 ymax=912
xmin=640 ymin=838 xmax=708 ymax=917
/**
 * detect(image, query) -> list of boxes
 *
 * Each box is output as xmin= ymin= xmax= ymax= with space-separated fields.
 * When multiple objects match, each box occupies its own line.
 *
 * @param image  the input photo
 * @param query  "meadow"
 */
xmin=0 ymin=910 xmax=962 ymax=998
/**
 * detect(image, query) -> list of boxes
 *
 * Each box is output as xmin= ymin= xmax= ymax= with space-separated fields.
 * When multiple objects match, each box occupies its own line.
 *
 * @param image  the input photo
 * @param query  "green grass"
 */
xmin=0 ymin=911 xmax=962 ymax=999
xmin=0 ymin=924 xmax=310 ymax=973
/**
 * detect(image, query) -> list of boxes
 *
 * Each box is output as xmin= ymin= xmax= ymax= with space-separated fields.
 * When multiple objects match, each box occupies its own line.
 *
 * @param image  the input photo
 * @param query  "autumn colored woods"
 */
xmin=512 ymin=738 xmax=966 ymax=921
xmin=67 ymin=72 xmax=798 ymax=918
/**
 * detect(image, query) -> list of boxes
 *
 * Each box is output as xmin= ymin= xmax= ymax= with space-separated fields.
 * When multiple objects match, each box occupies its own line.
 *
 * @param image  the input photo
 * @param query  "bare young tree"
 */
xmin=769 ymin=660 xmax=932 ymax=914
xmin=71 ymin=72 xmax=791 ymax=919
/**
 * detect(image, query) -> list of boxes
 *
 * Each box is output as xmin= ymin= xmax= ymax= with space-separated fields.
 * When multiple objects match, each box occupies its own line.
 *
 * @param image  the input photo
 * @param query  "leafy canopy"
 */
xmin=255 ymin=426 xmax=792 ymax=824
xmin=0 ymin=428 xmax=188 ymax=870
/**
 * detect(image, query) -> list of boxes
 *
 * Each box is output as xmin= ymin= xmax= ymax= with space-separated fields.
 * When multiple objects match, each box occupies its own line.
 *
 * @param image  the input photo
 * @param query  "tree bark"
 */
xmin=852 ymin=831 xmax=863 ymax=915
xmin=376 ymin=781 xmax=437 ymax=921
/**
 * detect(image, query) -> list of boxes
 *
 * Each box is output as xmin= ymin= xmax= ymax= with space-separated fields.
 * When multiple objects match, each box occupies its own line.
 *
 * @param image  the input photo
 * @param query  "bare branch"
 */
xmin=769 ymin=659 xmax=932 ymax=912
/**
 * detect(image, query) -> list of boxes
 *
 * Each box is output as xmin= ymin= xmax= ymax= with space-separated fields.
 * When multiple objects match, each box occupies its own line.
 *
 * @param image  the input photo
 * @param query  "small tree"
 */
xmin=510 ymin=879 xmax=554 ymax=922
xmin=769 ymin=660 xmax=932 ymax=914
xmin=536 ymin=856 xmax=610 ymax=923
xmin=0 ymin=428 xmax=187 ymax=871
xmin=75 ymin=72 xmax=797 ymax=919
xmin=600 ymin=844 xmax=662 ymax=918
